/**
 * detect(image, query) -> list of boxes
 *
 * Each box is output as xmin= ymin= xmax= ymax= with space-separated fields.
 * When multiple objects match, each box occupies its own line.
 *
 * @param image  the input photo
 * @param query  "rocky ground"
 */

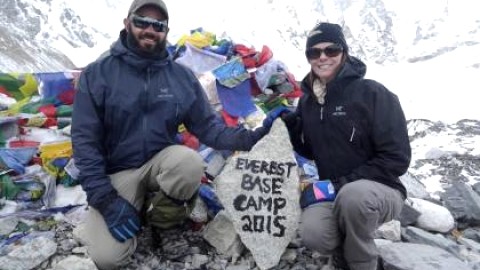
xmin=2 ymin=119 xmax=480 ymax=270
xmin=31 ymin=217 xmax=329 ymax=270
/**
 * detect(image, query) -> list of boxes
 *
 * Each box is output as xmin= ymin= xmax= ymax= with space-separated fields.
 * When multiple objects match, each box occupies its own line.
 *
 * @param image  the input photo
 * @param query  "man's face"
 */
xmin=124 ymin=5 xmax=169 ymax=55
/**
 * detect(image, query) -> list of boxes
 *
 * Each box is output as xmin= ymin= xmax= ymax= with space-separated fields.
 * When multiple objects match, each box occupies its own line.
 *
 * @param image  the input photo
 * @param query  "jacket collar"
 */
xmin=109 ymin=30 xmax=171 ymax=71
xmin=301 ymin=55 xmax=367 ymax=98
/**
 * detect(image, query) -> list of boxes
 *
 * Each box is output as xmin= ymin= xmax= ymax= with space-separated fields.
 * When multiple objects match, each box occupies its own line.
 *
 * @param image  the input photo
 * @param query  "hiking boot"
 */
xmin=145 ymin=190 xmax=195 ymax=230
xmin=150 ymin=225 xmax=163 ymax=249
xmin=150 ymin=220 xmax=193 ymax=249
xmin=376 ymin=256 xmax=385 ymax=270
xmin=332 ymin=249 xmax=350 ymax=270
xmin=331 ymin=252 xmax=384 ymax=270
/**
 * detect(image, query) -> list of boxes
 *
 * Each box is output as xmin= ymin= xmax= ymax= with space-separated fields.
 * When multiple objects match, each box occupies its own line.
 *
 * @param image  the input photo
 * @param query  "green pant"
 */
xmin=83 ymin=145 xmax=204 ymax=270
xmin=299 ymin=180 xmax=404 ymax=270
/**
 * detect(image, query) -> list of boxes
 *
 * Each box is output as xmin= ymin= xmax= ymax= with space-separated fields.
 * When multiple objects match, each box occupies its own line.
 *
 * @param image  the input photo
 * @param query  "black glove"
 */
xmin=331 ymin=176 xmax=349 ymax=193
xmin=97 ymin=196 xmax=141 ymax=242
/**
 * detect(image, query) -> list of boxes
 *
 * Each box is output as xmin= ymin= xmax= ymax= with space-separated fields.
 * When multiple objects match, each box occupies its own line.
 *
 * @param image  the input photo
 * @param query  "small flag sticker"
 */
xmin=313 ymin=185 xmax=326 ymax=200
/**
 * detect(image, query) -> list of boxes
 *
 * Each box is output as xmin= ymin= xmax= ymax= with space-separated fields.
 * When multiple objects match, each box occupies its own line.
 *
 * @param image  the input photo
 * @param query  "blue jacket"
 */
xmin=72 ymin=31 xmax=264 ymax=209
xmin=285 ymin=56 xmax=411 ymax=198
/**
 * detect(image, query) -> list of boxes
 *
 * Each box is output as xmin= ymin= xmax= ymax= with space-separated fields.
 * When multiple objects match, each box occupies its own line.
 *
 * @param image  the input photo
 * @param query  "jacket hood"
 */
xmin=110 ymin=30 xmax=171 ymax=70
xmin=301 ymin=55 xmax=367 ymax=95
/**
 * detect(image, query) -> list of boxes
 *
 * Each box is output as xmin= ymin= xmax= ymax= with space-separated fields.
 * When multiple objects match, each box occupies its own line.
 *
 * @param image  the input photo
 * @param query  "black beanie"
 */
xmin=306 ymin=23 xmax=348 ymax=53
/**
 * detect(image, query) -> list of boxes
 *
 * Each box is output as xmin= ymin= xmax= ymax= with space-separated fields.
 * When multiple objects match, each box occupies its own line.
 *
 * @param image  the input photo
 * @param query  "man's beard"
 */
xmin=126 ymin=24 xmax=167 ymax=57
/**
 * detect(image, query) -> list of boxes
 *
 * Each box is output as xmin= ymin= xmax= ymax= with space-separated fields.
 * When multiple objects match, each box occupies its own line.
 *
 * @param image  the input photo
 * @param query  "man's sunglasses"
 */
xmin=305 ymin=44 xmax=344 ymax=60
xmin=131 ymin=15 xmax=168 ymax=32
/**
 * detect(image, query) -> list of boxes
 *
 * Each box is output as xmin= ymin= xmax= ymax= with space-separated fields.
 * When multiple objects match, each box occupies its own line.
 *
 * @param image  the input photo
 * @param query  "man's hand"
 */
xmin=262 ymin=106 xmax=291 ymax=130
xmin=98 ymin=196 xmax=141 ymax=242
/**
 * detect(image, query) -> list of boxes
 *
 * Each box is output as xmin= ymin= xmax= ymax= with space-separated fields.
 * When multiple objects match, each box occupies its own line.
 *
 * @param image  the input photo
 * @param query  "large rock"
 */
xmin=398 ymin=200 xmax=421 ymax=226
xmin=409 ymin=198 xmax=455 ymax=233
xmin=203 ymin=210 xmax=245 ymax=258
xmin=379 ymin=242 xmax=471 ymax=270
xmin=215 ymin=119 xmax=301 ymax=270
xmin=402 ymin=226 xmax=463 ymax=258
xmin=399 ymin=172 xmax=430 ymax=199
xmin=441 ymin=182 xmax=480 ymax=227
xmin=54 ymin=255 xmax=98 ymax=270
xmin=375 ymin=220 xmax=401 ymax=241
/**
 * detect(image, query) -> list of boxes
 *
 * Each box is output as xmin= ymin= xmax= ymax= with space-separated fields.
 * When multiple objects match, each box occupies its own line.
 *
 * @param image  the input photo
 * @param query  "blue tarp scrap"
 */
xmin=0 ymin=147 xmax=37 ymax=175
xmin=216 ymin=79 xmax=257 ymax=118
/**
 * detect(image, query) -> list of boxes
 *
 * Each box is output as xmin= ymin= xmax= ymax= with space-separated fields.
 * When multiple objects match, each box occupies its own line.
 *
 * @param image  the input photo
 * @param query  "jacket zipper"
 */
xmin=320 ymin=99 xmax=339 ymax=181
xmin=143 ymin=69 xmax=150 ymax=160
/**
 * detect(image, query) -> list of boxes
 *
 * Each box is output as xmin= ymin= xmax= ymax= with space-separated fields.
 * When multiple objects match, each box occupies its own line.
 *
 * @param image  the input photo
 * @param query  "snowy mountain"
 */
xmin=1 ymin=0 xmax=479 ymax=71
xmin=1 ymin=0 xmax=479 ymax=120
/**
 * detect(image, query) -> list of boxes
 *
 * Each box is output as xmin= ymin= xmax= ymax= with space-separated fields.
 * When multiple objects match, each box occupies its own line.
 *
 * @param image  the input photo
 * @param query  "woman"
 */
xmin=285 ymin=22 xmax=411 ymax=270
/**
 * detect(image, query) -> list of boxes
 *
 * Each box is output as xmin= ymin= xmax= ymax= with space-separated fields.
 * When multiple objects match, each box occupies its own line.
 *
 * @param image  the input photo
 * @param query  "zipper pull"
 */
xmin=349 ymin=126 xmax=356 ymax=142
xmin=320 ymin=107 xmax=324 ymax=120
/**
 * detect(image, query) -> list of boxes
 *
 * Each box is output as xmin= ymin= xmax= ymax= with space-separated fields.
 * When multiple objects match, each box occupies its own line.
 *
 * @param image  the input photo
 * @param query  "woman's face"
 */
xmin=306 ymin=42 xmax=344 ymax=83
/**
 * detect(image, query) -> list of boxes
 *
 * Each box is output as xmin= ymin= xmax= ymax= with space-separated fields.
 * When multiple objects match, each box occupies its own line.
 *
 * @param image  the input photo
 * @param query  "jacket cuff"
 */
xmin=91 ymin=190 xmax=118 ymax=213
xmin=331 ymin=176 xmax=349 ymax=192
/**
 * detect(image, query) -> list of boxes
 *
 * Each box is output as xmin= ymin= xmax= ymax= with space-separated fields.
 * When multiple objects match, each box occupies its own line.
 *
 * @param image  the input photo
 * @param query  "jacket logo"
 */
xmin=332 ymin=106 xmax=347 ymax=116
xmin=157 ymin=87 xmax=173 ymax=99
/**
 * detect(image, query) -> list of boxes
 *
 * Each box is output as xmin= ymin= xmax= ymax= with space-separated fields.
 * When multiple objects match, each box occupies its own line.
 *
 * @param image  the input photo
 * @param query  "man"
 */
xmin=71 ymin=0 xmax=283 ymax=268
xmin=284 ymin=23 xmax=411 ymax=270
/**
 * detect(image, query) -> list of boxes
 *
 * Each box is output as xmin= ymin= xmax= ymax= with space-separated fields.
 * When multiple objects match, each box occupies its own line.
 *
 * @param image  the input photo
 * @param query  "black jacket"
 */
xmin=285 ymin=56 xmax=411 ymax=198
xmin=72 ymin=30 xmax=265 ymax=209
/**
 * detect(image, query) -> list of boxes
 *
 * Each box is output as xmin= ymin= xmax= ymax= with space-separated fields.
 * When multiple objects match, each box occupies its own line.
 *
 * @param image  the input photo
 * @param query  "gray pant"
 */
xmin=299 ymin=180 xmax=404 ymax=270
xmin=83 ymin=145 xmax=204 ymax=270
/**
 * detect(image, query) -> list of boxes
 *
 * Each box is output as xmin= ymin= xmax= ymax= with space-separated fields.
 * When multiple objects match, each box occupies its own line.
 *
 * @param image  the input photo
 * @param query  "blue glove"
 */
xmin=262 ymin=106 xmax=290 ymax=130
xmin=98 ymin=196 xmax=141 ymax=242
xmin=198 ymin=183 xmax=224 ymax=216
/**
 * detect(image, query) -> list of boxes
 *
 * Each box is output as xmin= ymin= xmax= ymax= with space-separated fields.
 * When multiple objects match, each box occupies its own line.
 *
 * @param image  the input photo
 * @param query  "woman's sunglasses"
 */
xmin=131 ymin=15 xmax=168 ymax=32
xmin=305 ymin=44 xmax=344 ymax=60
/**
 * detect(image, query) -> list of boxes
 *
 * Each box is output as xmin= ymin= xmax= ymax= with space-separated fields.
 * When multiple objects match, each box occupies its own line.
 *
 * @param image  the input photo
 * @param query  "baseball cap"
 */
xmin=128 ymin=0 xmax=169 ymax=20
